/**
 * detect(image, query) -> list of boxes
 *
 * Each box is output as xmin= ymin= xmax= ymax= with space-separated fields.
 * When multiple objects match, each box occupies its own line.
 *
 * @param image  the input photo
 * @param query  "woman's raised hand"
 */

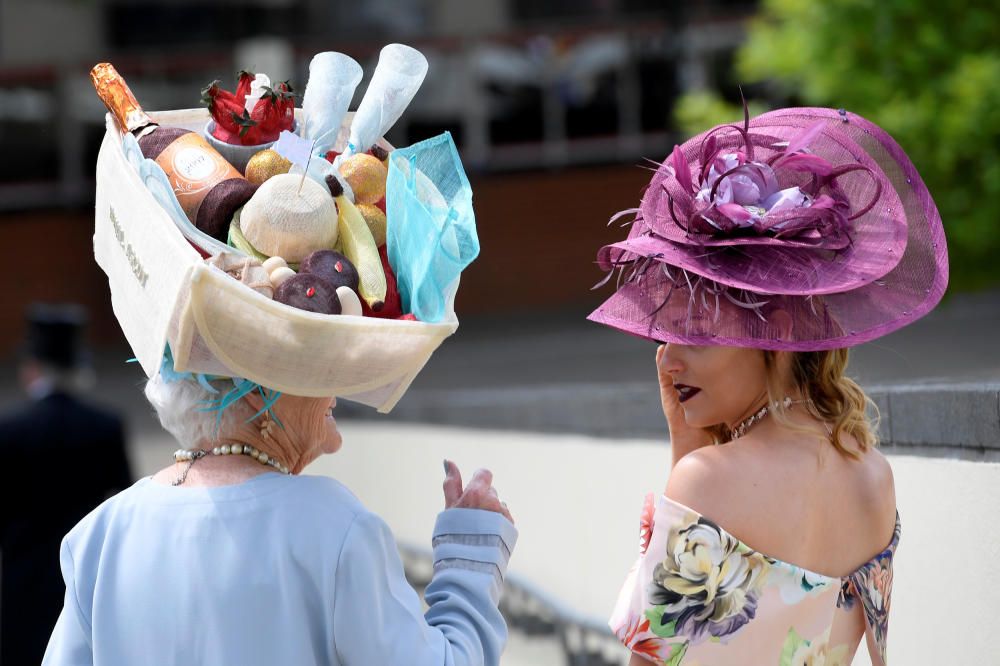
xmin=656 ymin=345 xmax=715 ymax=465
xmin=442 ymin=461 xmax=514 ymax=524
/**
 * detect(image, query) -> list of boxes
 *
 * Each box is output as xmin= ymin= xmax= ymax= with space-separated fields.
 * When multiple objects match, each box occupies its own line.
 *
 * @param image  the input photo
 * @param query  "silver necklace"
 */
xmin=172 ymin=444 xmax=291 ymax=486
xmin=730 ymin=397 xmax=809 ymax=440
xmin=171 ymin=449 xmax=207 ymax=486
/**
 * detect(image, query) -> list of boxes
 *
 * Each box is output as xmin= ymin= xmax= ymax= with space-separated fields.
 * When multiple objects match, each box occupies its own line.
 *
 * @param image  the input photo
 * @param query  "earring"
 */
xmin=259 ymin=413 xmax=276 ymax=441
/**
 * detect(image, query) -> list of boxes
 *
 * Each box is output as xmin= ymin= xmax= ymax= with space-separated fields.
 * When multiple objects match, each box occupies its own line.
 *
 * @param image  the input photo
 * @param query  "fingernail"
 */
xmin=443 ymin=459 xmax=450 ymax=474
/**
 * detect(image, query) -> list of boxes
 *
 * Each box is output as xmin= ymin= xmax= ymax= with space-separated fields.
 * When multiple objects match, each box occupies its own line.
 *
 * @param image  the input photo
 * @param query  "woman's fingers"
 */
xmin=465 ymin=468 xmax=494 ymax=495
xmin=656 ymin=345 xmax=676 ymax=392
xmin=442 ymin=466 xmax=513 ymax=523
xmin=442 ymin=459 xmax=464 ymax=507
xmin=656 ymin=346 xmax=682 ymax=416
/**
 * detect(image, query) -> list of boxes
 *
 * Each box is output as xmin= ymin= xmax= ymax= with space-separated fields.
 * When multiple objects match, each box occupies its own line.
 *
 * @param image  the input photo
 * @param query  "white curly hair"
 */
xmin=144 ymin=372 xmax=244 ymax=447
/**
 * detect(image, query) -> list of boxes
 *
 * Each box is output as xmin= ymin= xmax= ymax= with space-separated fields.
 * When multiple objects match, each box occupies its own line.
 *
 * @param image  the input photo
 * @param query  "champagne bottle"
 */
xmin=91 ymin=62 xmax=257 ymax=241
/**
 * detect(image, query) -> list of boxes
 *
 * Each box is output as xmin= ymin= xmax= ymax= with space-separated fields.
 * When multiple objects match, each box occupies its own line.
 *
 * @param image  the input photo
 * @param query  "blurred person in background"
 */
xmin=590 ymin=108 xmax=947 ymax=665
xmin=0 ymin=303 xmax=131 ymax=665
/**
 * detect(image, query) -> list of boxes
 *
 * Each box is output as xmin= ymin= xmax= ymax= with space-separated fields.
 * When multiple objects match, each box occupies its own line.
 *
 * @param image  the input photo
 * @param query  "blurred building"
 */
xmin=0 ymin=0 xmax=758 ymax=353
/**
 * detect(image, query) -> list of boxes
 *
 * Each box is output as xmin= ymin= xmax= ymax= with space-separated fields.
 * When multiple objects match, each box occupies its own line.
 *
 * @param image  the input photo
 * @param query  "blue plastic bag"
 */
xmin=386 ymin=132 xmax=479 ymax=323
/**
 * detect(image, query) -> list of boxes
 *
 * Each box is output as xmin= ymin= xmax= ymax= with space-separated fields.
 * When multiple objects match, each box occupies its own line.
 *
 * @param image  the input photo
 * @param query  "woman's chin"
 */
xmin=322 ymin=429 xmax=343 ymax=455
xmin=679 ymin=406 xmax=716 ymax=430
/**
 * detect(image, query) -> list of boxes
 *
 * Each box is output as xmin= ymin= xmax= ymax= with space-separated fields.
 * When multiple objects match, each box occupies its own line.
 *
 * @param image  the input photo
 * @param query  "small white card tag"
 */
xmin=274 ymin=130 xmax=314 ymax=167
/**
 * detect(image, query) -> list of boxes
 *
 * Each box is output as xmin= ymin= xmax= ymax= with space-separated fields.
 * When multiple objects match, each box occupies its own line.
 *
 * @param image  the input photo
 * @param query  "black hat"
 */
xmin=25 ymin=303 xmax=89 ymax=370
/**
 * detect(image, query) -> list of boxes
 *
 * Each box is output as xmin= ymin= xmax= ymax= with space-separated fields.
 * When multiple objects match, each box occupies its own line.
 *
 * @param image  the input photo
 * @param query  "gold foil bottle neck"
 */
xmin=90 ymin=62 xmax=156 ymax=134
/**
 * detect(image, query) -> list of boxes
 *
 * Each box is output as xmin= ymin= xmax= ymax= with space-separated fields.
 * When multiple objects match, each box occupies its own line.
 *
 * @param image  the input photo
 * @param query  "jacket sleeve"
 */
xmin=332 ymin=508 xmax=517 ymax=666
xmin=42 ymin=539 xmax=94 ymax=666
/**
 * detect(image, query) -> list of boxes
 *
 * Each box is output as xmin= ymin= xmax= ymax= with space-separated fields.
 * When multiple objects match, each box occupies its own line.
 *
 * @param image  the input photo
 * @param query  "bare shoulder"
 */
xmin=665 ymin=444 xmax=747 ymax=522
xmin=855 ymin=446 xmax=897 ymax=528
xmin=666 ymin=437 xmax=898 ymax=572
xmin=862 ymin=446 xmax=895 ymax=491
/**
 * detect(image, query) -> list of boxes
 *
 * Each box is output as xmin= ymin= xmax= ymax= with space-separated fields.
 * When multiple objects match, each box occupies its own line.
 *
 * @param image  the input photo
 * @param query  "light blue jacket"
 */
xmin=43 ymin=474 xmax=517 ymax=665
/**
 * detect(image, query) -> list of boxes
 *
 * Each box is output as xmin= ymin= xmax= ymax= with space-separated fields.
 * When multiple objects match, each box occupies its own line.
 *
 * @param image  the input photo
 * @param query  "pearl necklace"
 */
xmin=730 ymin=397 xmax=809 ymax=440
xmin=172 ymin=444 xmax=291 ymax=486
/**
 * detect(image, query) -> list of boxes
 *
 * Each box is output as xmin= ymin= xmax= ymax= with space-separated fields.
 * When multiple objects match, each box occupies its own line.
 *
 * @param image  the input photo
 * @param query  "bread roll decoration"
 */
xmin=269 ymin=266 xmax=296 ymax=288
xmin=262 ymin=256 xmax=288 ymax=274
xmin=336 ymin=286 xmax=363 ymax=316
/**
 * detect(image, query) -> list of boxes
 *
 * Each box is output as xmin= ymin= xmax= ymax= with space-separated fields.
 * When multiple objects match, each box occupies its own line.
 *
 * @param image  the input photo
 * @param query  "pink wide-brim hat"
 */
xmin=588 ymin=107 xmax=948 ymax=351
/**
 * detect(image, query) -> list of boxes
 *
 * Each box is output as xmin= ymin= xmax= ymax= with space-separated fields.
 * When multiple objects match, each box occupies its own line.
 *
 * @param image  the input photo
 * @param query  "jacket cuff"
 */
xmin=431 ymin=508 xmax=518 ymax=585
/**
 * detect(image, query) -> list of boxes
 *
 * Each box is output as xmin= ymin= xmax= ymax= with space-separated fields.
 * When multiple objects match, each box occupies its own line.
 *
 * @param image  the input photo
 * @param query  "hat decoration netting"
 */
xmin=589 ymin=106 xmax=948 ymax=351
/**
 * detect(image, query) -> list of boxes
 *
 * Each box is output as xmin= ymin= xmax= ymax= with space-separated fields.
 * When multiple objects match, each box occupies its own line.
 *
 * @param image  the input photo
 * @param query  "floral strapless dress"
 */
xmin=609 ymin=495 xmax=897 ymax=666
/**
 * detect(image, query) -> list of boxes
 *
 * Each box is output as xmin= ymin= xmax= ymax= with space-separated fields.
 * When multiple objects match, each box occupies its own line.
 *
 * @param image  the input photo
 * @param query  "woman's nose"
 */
xmin=660 ymin=343 xmax=685 ymax=374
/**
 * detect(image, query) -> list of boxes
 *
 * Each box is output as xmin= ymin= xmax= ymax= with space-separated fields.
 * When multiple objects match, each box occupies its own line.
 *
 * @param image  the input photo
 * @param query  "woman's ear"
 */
xmin=243 ymin=390 xmax=266 ymax=414
xmin=242 ymin=389 xmax=285 ymax=425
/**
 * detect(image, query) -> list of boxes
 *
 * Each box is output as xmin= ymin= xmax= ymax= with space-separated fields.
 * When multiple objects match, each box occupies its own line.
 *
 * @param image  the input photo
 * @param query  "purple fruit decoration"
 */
xmin=300 ymin=250 xmax=360 ymax=292
xmin=274 ymin=273 xmax=341 ymax=315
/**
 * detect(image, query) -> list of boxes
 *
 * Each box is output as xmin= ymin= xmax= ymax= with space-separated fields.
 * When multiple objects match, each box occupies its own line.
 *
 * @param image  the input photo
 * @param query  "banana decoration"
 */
xmin=325 ymin=175 xmax=387 ymax=311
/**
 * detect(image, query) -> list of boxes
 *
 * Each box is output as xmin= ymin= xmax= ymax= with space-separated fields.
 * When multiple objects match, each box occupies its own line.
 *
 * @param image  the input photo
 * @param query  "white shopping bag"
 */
xmin=94 ymin=108 xmax=458 ymax=412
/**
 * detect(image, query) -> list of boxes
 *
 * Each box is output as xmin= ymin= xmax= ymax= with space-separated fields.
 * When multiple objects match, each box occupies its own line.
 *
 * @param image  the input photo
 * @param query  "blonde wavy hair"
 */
xmin=713 ymin=349 xmax=879 ymax=458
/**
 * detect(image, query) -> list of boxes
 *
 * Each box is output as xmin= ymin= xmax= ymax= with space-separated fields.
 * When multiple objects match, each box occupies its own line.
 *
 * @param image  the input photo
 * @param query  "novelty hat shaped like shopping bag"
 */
xmin=93 ymin=46 xmax=477 ymax=412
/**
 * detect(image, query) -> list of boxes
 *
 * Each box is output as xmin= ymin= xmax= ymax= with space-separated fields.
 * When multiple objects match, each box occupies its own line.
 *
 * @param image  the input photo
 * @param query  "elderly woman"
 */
xmin=592 ymin=107 xmax=947 ymax=664
xmin=43 ymin=357 xmax=516 ymax=665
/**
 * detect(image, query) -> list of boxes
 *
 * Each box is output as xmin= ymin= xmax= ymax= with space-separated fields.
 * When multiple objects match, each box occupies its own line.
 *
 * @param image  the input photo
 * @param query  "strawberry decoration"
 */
xmin=201 ymin=71 xmax=295 ymax=146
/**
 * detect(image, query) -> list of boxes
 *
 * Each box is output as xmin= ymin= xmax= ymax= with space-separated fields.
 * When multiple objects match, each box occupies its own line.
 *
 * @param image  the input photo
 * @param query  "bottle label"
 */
xmin=156 ymin=132 xmax=245 ymax=224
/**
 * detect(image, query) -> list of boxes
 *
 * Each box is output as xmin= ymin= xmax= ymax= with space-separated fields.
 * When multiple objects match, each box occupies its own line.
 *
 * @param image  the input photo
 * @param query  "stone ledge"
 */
xmin=341 ymin=381 xmax=1000 ymax=457
xmin=869 ymin=383 xmax=1000 ymax=451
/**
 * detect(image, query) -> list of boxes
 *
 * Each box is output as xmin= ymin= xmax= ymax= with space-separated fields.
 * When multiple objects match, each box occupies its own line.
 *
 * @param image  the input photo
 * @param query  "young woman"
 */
xmin=590 ymin=107 xmax=947 ymax=665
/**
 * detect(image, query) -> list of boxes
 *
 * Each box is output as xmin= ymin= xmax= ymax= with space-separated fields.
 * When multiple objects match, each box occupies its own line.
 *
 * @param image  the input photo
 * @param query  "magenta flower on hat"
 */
xmin=659 ymin=115 xmax=881 ymax=251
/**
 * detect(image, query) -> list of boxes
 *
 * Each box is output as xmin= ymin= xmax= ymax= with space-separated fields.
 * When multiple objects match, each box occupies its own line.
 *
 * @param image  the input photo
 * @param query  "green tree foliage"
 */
xmin=676 ymin=0 xmax=1000 ymax=289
